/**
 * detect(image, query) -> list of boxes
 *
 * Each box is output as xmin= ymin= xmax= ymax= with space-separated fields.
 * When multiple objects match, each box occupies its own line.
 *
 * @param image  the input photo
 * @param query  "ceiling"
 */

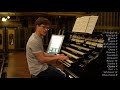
xmin=0 ymin=12 xmax=87 ymax=17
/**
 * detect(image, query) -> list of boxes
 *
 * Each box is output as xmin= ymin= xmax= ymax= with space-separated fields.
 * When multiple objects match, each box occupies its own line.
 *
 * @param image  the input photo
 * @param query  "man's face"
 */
xmin=37 ymin=24 xmax=49 ymax=36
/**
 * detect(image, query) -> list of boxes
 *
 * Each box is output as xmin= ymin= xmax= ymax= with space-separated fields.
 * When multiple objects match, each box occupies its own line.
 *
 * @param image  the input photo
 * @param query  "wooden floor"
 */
xmin=5 ymin=51 xmax=64 ymax=78
xmin=6 ymin=51 xmax=31 ymax=78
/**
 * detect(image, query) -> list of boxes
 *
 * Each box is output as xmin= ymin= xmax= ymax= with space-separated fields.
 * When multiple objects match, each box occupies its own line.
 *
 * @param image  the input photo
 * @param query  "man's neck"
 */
xmin=35 ymin=32 xmax=43 ymax=38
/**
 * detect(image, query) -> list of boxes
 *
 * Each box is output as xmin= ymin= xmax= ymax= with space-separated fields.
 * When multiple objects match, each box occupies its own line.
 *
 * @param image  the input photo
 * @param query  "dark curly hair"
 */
xmin=35 ymin=17 xmax=51 ymax=26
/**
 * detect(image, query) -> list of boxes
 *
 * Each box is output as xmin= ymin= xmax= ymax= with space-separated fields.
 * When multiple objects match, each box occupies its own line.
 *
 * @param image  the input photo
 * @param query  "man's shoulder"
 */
xmin=27 ymin=35 xmax=37 ymax=45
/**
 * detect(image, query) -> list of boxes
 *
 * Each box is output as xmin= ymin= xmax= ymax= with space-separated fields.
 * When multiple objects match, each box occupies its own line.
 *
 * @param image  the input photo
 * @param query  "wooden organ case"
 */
xmin=59 ymin=31 xmax=107 ymax=79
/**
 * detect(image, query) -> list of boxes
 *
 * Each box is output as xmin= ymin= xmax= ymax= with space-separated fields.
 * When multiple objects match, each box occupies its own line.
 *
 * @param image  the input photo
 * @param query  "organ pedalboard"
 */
xmin=59 ymin=32 xmax=107 ymax=78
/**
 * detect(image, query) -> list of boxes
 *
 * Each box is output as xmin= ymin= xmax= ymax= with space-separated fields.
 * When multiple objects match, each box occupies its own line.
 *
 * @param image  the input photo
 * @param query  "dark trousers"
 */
xmin=31 ymin=64 xmax=66 ymax=78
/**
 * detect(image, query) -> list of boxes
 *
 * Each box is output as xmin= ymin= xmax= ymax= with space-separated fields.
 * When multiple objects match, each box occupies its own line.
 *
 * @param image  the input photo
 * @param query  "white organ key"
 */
xmin=91 ymin=42 xmax=97 ymax=46
xmin=61 ymin=50 xmax=80 ymax=59
xmin=92 ymin=39 xmax=98 ymax=42
xmin=71 ymin=38 xmax=76 ymax=41
xmin=59 ymin=60 xmax=71 ymax=67
xmin=97 ymin=43 xmax=103 ymax=48
xmin=98 ymin=39 xmax=104 ymax=43
xmin=70 ymin=44 xmax=90 ymax=51
xmin=86 ymin=41 xmax=92 ymax=45
xmin=76 ymin=39 xmax=84 ymax=43
xmin=85 ymin=38 xmax=92 ymax=41
xmin=66 ymin=59 xmax=73 ymax=63
xmin=66 ymin=47 xmax=85 ymax=55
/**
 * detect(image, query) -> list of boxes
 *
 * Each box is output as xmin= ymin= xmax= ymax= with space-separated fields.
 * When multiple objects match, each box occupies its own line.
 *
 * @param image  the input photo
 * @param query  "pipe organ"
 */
xmin=59 ymin=31 xmax=107 ymax=79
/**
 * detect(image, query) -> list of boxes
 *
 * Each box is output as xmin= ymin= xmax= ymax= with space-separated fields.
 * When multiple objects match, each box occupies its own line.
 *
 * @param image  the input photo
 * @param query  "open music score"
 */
xmin=72 ymin=16 xmax=98 ymax=34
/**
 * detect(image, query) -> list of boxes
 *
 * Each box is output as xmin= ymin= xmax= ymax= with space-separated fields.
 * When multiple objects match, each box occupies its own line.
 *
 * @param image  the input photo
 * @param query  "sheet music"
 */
xmin=72 ymin=16 xmax=90 ymax=32
xmin=72 ymin=16 xmax=98 ymax=34
xmin=86 ymin=16 xmax=98 ymax=34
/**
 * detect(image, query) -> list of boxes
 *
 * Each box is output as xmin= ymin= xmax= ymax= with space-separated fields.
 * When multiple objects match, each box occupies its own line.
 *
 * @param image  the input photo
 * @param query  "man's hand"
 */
xmin=57 ymin=54 xmax=69 ymax=60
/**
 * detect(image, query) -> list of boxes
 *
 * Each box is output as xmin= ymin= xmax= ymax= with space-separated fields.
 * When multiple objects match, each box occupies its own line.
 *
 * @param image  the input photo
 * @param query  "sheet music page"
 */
xmin=72 ymin=16 xmax=90 ymax=32
xmin=86 ymin=16 xmax=98 ymax=34
xmin=72 ymin=16 xmax=98 ymax=34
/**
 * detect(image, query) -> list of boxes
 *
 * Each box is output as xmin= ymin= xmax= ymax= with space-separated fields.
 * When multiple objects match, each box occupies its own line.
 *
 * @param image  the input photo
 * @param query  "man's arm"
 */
xmin=33 ymin=52 xmax=68 ymax=63
xmin=44 ymin=52 xmax=56 ymax=57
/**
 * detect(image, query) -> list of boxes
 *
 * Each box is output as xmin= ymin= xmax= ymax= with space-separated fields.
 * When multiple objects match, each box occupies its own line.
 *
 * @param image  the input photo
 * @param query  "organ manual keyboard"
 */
xmin=59 ymin=31 xmax=107 ymax=79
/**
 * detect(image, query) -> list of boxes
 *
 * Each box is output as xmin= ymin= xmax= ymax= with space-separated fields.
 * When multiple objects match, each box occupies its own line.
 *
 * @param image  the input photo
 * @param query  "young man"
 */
xmin=26 ymin=17 xmax=68 ymax=78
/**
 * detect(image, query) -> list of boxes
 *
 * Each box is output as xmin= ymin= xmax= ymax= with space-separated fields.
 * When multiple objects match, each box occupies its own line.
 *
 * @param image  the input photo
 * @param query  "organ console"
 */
xmin=59 ymin=31 xmax=107 ymax=79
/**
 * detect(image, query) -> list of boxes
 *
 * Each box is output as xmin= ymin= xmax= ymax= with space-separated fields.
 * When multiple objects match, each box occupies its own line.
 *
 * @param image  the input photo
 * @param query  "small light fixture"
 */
xmin=2 ymin=17 xmax=7 ymax=22
xmin=7 ymin=16 xmax=10 ymax=19
xmin=1 ymin=16 xmax=10 ymax=22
